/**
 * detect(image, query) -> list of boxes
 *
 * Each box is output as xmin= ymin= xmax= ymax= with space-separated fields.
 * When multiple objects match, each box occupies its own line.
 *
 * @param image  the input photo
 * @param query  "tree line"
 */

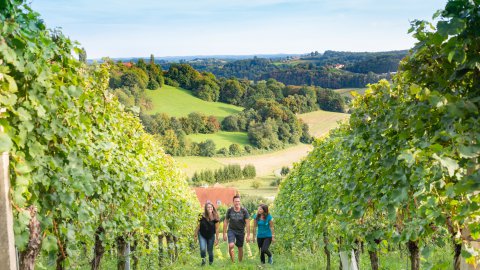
xmin=191 ymin=164 xmax=256 ymax=184
xmin=175 ymin=50 xmax=407 ymax=88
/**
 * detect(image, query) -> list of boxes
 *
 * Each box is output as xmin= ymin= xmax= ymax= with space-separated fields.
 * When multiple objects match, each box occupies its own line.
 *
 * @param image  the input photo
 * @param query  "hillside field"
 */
xmin=224 ymin=175 xmax=278 ymax=199
xmin=214 ymin=143 xmax=313 ymax=177
xmin=175 ymin=110 xmax=349 ymax=197
xmin=145 ymin=85 xmax=243 ymax=121
xmin=174 ymin=156 xmax=225 ymax=177
xmin=298 ymin=110 xmax=350 ymax=138
xmin=334 ymin=87 xmax=367 ymax=98
xmin=187 ymin=131 xmax=250 ymax=149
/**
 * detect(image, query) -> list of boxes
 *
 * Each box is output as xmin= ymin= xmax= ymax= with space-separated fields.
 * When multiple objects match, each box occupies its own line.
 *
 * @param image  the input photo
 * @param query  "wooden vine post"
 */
xmin=0 ymin=108 xmax=17 ymax=270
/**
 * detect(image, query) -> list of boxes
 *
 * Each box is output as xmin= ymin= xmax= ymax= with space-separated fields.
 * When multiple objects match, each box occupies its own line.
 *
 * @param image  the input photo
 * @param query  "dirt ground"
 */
xmin=214 ymin=143 xmax=314 ymax=176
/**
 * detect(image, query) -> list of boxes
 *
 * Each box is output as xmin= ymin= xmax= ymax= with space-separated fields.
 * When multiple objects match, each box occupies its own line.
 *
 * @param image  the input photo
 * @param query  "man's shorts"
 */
xmin=227 ymin=230 xmax=245 ymax=247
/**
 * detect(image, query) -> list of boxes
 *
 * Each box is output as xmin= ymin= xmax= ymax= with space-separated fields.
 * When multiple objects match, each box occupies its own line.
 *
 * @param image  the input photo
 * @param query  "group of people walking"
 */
xmin=194 ymin=195 xmax=274 ymax=266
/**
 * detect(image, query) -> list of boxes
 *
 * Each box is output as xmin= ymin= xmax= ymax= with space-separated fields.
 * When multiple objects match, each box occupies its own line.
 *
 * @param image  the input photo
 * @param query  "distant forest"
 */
xmin=105 ymin=57 xmax=351 ymax=155
xmin=103 ymin=50 xmax=408 ymax=155
xmin=155 ymin=50 xmax=407 ymax=89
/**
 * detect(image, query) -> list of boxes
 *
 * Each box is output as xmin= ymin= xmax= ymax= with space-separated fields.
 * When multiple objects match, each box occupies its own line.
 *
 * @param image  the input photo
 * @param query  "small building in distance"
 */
xmin=193 ymin=184 xmax=239 ymax=208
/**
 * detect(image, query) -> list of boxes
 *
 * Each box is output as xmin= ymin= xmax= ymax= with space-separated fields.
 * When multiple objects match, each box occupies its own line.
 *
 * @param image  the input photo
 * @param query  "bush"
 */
xmin=251 ymin=181 xmax=261 ymax=189
xmin=241 ymin=195 xmax=267 ymax=215
xmin=205 ymin=116 xmax=221 ymax=133
xmin=300 ymin=122 xmax=314 ymax=144
xmin=229 ymin=143 xmax=242 ymax=155
xmin=248 ymin=118 xmax=282 ymax=149
xmin=113 ymin=88 xmax=135 ymax=108
xmin=217 ymin=205 xmax=229 ymax=220
xmin=270 ymin=178 xmax=282 ymax=187
xmin=244 ymin=145 xmax=253 ymax=153
xmin=164 ymin=77 xmax=180 ymax=87
xmin=221 ymin=115 xmax=239 ymax=131
xmin=242 ymin=164 xmax=256 ymax=179
xmin=280 ymin=166 xmax=290 ymax=176
xmin=190 ymin=164 xmax=256 ymax=183
xmin=225 ymin=164 xmax=243 ymax=180
xmin=146 ymin=79 xmax=160 ymax=90
xmin=217 ymin=147 xmax=228 ymax=156
xmin=191 ymin=170 xmax=215 ymax=184
xmin=199 ymin=140 xmax=216 ymax=157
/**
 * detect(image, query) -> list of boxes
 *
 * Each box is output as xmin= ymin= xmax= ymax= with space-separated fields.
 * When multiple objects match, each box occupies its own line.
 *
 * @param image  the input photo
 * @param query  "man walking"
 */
xmin=223 ymin=195 xmax=250 ymax=262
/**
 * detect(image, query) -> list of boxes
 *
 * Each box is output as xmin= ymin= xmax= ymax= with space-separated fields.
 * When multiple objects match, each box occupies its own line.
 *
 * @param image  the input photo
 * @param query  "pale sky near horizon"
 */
xmin=31 ymin=0 xmax=446 ymax=59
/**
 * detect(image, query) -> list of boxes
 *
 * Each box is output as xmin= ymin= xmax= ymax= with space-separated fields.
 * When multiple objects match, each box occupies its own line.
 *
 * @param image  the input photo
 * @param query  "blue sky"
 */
xmin=31 ymin=0 xmax=446 ymax=59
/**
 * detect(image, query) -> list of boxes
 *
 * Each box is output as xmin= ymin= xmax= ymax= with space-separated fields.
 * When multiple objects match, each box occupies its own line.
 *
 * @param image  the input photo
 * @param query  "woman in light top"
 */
xmin=252 ymin=204 xmax=274 ymax=264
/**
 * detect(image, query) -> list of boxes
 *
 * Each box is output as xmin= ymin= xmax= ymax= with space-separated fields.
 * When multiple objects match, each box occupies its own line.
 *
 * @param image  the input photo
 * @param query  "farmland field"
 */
xmin=176 ymin=110 xmax=349 ymax=181
xmin=214 ymin=143 xmax=313 ymax=177
xmin=298 ymin=110 xmax=350 ymax=138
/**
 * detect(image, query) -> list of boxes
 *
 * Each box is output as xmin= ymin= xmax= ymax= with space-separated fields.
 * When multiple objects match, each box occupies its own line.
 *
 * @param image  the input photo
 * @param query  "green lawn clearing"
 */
xmin=174 ymin=156 xmax=225 ymax=177
xmin=187 ymin=131 xmax=250 ymax=149
xmin=145 ymin=85 xmax=243 ymax=121
xmin=224 ymin=175 xmax=278 ymax=199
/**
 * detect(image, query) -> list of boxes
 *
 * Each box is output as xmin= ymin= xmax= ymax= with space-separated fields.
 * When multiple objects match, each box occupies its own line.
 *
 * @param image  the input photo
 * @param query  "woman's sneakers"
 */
xmin=268 ymin=255 xmax=273 ymax=264
xmin=201 ymin=258 xmax=206 ymax=266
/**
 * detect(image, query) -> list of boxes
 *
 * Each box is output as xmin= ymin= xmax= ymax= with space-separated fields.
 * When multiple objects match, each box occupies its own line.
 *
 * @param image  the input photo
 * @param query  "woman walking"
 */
xmin=194 ymin=203 xmax=220 ymax=266
xmin=252 ymin=204 xmax=274 ymax=264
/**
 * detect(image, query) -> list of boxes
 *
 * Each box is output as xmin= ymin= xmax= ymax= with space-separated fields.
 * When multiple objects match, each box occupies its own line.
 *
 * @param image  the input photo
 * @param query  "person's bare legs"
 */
xmin=238 ymin=247 xmax=243 ymax=262
xmin=228 ymin=243 xmax=235 ymax=262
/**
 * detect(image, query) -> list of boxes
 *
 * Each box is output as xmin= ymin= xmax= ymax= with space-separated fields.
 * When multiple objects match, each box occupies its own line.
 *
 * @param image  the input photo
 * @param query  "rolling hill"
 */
xmin=145 ymin=85 xmax=243 ymax=121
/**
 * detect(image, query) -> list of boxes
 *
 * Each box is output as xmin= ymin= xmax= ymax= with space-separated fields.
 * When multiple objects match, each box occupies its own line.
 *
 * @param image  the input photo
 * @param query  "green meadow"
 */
xmin=145 ymin=85 xmax=243 ymax=121
xmin=334 ymin=87 xmax=367 ymax=98
xmin=224 ymin=175 xmax=278 ymax=198
xmin=173 ymin=110 xmax=350 ymax=199
xmin=187 ymin=131 xmax=250 ymax=149
xmin=174 ymin=156 xmax=225 ymax=177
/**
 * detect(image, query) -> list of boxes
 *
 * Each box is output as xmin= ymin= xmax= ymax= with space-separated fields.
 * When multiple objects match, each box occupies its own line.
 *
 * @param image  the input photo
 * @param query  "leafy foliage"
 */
xmin=275 ymin=0 xmax=479 ymax=267
xmin=0 ymin=1 xmax=198 ymax=267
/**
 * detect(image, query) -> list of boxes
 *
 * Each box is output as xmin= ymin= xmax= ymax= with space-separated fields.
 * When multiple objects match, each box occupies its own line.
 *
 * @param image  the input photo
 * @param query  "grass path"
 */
xmin=81 ymin=242 xmax=452 ymax=270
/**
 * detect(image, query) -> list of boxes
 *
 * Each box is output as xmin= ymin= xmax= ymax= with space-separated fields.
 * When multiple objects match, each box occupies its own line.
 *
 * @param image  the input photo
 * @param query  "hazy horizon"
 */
xmin=89 ymin=49 xmax=411 ymax=60
xmin=31 ymin=0 xmax=445 ymax=59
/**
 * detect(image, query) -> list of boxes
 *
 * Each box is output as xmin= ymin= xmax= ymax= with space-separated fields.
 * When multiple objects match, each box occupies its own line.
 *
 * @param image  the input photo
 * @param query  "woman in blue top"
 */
xmin=252 ymin=204 xmax=275 ymax=264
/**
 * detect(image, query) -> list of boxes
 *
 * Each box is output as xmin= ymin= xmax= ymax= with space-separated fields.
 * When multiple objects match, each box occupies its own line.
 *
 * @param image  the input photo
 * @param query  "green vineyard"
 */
xmin=275 ymin=1 xmax=480 ymax=269
xmin=0 ymin=0 xmax=479 ymax=269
